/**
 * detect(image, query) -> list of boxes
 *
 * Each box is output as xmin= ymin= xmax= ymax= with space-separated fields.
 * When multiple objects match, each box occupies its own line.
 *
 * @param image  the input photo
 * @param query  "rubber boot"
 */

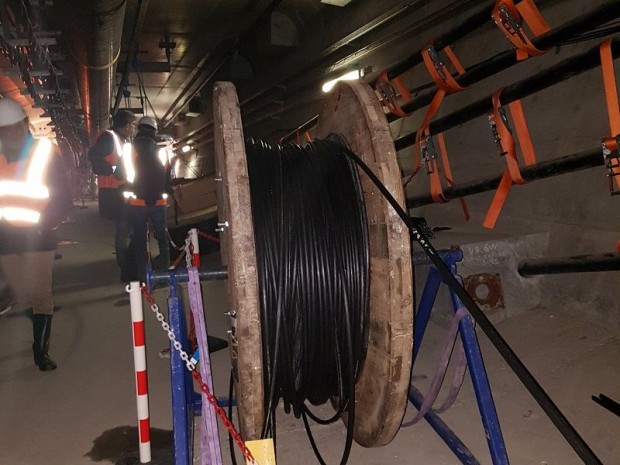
xmin=32 ymin=314 xmax=57 ymax=371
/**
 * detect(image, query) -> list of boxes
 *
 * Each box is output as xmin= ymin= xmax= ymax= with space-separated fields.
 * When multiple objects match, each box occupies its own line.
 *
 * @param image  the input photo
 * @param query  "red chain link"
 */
xmin=197 ymin=229 xmax=220 ymax=243
xmin=141 ymin=285 xmax=155 ymax=305
xmin=192 ymin=370 xmax=257 ymax=464
xmin=139 ymin=285 xmax=256 ymax=464
xmin=170 ymin=249 xmax=186 ymax=269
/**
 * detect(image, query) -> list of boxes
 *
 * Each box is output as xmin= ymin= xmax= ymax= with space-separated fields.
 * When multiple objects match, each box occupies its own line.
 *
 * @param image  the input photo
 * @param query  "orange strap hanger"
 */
xmin=421 ymin=41 xmax=466 ymax=94
xmin=374 ymin=70 xmax=414 ymax=117
xmin=491 ymin=0 xmax=550 ymax=61
xmin=483 ymin=89 xmax=538 ymax=229
xmin=405 ymin=40 xmax=470 ymax=219
xmin=599 ymin=39 xmax=620 ymax=195
xmin=416 ymin=130 xmax=471 ymax=221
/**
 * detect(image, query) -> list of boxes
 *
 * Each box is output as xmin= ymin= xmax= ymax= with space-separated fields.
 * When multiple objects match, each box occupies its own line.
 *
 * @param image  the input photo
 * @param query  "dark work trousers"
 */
xmin=128 ymin=204 xmax=169 ymax=282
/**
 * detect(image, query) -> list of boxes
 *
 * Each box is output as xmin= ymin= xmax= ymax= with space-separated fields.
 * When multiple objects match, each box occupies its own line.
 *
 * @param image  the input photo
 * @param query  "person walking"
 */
xmin=0 ymin=97 xmax=72 ymax=371
xmin=116 ymin=116 xmax=170 ymax=282
xmin=88 ymin=109 xmax=136 ymax=281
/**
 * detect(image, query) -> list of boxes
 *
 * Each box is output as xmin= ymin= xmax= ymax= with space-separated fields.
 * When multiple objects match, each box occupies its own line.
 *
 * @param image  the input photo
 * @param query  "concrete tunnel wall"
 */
xmin=396 ymin=0 xmax=620 ymax=330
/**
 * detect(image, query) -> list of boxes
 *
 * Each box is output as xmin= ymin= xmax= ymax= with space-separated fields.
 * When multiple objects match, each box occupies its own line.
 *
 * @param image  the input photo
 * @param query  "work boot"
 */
xmin=32 ymin=314 xmax=57 ymax=371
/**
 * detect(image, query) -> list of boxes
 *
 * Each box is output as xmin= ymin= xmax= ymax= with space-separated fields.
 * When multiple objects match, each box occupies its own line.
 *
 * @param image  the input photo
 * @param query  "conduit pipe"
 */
xmin=387 ymin=0 xmax=620 ymax=123
xmin=377 ymin=0 xmax=496 ymax=83
xmin=518 ymin=253 xmax=620 ymax=276
xmin=394 ymin=39 xmax=620 ymax=151
xmin=112 ymin=0 xmax=150 ymax=115
xmin=406 ymin=147 xmax=603 ymax=208
xmin=63 ymin=0 xmax=126 ymax=142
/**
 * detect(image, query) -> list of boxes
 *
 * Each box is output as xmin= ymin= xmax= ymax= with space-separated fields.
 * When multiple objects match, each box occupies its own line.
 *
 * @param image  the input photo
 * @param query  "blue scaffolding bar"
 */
xmin=411 ymin=248 xmax=509 ymax=465
xmin=151 ymin=267 xmax=229 ymax=465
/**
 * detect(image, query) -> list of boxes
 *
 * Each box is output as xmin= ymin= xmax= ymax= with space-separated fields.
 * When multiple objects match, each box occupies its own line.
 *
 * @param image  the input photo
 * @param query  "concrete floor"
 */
xmin=0 ymin=202 xmax=618 ymax=465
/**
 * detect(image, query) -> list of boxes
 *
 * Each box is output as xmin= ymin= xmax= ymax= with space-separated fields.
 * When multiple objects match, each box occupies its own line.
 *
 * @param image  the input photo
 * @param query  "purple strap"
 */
xmin=402 ymin=306 xmax=469 ymax=426
xmin=188 ymin=267 xmax=223 ymax=465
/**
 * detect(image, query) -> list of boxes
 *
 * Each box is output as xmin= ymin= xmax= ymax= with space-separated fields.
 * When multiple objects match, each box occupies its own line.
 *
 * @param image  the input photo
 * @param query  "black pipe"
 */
xmin=384 ymin=0 xmax=496 ymax=81
xmin=279 ymin=1 xmax=620 ymax=145
xmin=389 ymin=0 xmax=620 ymax=123
xmin=394 ymin=39 xmax=620 ymax=151
xmin=406 ymin=147 xmax=602 ymax=207
xmin=342 ymin=145 xmax=603 ymax=465
xmin=518 ymin=253 xmax=620 ymax=276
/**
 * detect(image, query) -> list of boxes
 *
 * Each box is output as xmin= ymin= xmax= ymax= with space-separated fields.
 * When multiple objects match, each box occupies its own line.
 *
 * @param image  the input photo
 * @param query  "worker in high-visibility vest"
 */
xmin=115 ymin=116 xmax=170 ymax=282
xmin=88 ymin=109 xmax=136 ymax=281
xmin=0 ymin=97 xmax=73 ymax=371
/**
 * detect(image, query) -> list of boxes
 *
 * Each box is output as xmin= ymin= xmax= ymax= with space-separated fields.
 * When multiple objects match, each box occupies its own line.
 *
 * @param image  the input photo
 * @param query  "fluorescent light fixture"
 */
xmin=181 ymin=145 xmax=191 ymax=153
xmin=320 ymin=0 xmax=352 ymax=6
xmin=321 ymin=69 xmax=361 ymax=93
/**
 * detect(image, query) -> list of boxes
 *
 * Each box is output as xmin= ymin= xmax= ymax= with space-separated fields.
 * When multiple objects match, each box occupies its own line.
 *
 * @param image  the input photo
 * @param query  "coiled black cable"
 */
xmin=244 ymin=137 xmax=370 ymax=465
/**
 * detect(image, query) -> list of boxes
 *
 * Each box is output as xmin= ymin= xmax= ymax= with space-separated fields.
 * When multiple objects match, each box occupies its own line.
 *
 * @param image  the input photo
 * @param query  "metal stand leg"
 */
xmin=411 ymin=248 xmax=509 ymax=465
xmin=167 ymin=274 xmax=195 ymax=465
xmin=154 ymin=268 xmax=232 ymax=465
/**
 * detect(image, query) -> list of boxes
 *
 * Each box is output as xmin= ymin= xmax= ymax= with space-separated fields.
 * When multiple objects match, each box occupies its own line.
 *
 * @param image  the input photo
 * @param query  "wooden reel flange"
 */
xmin=213 ymin=80 xmax=413 ymax=447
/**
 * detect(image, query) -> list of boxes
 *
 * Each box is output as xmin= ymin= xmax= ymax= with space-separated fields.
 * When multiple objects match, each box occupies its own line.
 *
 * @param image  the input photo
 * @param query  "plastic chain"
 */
xmin=140 ymin=285 xmax=258 ymax=464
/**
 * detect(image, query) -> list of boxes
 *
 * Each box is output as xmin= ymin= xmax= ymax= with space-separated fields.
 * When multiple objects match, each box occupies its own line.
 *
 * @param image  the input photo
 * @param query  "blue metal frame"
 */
xmin=411 ymin=248 xmax=509 ymax=465
xmin=148 ymin=267 xmax=233 ymax=465
xmin=166 ymin=272 xmax=195 ymax=465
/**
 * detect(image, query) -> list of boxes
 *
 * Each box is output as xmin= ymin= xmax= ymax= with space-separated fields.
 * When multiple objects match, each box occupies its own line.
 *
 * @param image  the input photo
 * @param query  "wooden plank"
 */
xmin=213 ymin=81 xmax=264 ymax=440
xmin=315 ymin=80 xmax=414 ymax=447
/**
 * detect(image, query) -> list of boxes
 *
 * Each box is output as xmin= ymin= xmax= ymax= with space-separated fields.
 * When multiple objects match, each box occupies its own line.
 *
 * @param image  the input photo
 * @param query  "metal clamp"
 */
xmin=419 ymin=134 xmax=437 ymax=174
xmin=497 ymin=4 xmax=526 ymax=43
xmin=426 ymin=44 xmax=446 ymax=81
xmin=487 ymin=111 xmax=511 ymax=157
xmin=377 ymin=79 xmax=397 ymax=102
xmin=602 ymin=134 xmax=620 ymax=196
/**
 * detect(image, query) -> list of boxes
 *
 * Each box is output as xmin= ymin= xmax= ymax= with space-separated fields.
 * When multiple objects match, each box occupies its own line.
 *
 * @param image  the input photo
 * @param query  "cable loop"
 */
xmin=244 ymin=138 xmax=370 ymax=462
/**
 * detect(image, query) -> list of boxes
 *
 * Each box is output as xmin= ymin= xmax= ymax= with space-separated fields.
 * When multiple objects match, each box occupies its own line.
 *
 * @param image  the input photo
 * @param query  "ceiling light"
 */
xmin=181 ymin=145 xmax=191 ymax=153
xmin=320 ymin=0 xmax=353 ymax=6
xmin=321 ymin=69 xmax=361 ymax=93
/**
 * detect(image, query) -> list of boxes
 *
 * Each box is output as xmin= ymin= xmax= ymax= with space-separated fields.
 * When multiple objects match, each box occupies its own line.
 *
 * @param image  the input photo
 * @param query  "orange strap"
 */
xmin=483 ymin=89 xmax=537 ymax=228
xmin=128 ymin=197 xmax=167 ymax=207
xmin=97 ymin=174 xmax=124 ymax=189
xmin=410 ymin=88 xmax=469 ymax=219
xmin=433 ymin=133 xmax=471 ymax=220
xmin=374 ymin=70 xmax=413 ymax=117
xmin=600 ymin=39 xmax=620 ymax=193
xmin=421 ymin=42 xmax=466 ymax=94
xmin=492 ymin=0 xmax=550 ymax=61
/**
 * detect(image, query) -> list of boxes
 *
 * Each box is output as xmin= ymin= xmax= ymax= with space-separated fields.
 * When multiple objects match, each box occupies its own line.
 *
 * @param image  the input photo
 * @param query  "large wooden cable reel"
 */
xmin=213 ymin=80 xmax=413 ymax=447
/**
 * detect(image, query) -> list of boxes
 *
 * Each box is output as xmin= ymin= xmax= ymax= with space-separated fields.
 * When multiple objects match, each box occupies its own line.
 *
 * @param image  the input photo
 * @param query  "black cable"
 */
xmin=326 ymin=138 xmax=603 ymax=465
xmin=244 ymin=138 xmax=370 ymax=465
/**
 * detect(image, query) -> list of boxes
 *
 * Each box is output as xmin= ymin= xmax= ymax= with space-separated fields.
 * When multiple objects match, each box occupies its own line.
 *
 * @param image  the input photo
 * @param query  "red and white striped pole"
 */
xmin=189 ymin=228 xmax=200 ymax=267
xmin=128 ymin=281 xmax=152 ymax=463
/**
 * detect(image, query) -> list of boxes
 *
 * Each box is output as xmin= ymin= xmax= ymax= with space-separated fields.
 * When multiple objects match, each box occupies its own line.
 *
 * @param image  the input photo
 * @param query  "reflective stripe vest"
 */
xmin=98 ymin=130 xmax=126 ymax=189
xmin=0 ymin=138 xmax=53 ymax=227
xmin=123 ymin=143 xmax=168 ymax=207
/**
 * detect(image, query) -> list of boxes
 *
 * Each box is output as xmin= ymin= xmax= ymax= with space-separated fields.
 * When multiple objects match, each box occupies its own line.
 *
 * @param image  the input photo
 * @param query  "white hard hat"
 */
xmin=0 ymin=98 xmax=27 ymax=127
xmin=138 ymin=116 xmax=157 ymax=131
